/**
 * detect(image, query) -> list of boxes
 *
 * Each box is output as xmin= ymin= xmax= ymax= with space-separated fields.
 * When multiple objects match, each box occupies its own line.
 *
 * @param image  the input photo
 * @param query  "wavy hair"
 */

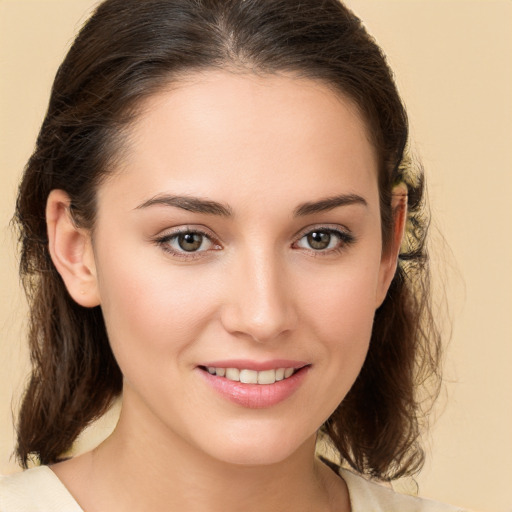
xmin=13 ymin=0 xmax=441 ymax=479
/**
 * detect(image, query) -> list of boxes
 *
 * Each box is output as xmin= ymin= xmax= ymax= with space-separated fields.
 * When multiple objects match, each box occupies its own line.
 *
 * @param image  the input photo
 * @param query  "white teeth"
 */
xmin=257 ymin=369 xmax=277 ymax=384
xmin=208 ymin=366 xmax=297 ymax=384
xmin=239 ymin=369 xmax=258 ymax=384
xmin=225 ymin=368 xmax=240 ymax=381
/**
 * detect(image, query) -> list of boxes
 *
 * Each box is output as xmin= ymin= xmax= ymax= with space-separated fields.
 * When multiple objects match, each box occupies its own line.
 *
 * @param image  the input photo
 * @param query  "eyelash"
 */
xmin=293 ymin=226 xmax=355 ymax=256
xmin=154 ymin=227 xmax=219 ymax=260
xmin=154 ymin=225 xmax=355 ymax=260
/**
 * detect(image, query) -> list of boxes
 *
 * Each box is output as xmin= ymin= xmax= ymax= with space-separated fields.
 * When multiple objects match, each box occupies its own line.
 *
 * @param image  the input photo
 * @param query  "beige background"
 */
xmin=1 ymin=1 xmax=511 ymax=511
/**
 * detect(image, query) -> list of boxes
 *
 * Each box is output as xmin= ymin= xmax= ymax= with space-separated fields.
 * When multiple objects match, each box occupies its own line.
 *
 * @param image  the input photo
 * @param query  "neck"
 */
xmin=54 ymin=393 xmax=349 ymax=512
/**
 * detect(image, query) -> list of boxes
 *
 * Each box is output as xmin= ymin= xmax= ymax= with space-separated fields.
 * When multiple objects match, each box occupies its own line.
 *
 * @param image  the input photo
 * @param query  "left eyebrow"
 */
xmin=293 ymin=194 xmax=368 ymax=217
xmin=135 ymin=194 xmax=233 ymax=217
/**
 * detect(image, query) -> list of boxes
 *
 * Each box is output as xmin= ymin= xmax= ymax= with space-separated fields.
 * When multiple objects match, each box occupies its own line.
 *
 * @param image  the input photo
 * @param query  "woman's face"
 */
xmin=88 ymin=70 xmax=394 ymax=465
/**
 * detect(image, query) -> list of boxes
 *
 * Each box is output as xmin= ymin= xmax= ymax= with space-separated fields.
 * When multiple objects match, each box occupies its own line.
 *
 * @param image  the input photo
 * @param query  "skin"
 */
xmin=47 ymin=70 xmax=405 ymax=512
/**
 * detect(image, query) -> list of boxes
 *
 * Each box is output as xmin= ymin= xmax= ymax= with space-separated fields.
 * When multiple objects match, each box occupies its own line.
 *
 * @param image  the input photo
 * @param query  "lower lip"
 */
xmin=197 ymin=366 xmax=310 ymax=409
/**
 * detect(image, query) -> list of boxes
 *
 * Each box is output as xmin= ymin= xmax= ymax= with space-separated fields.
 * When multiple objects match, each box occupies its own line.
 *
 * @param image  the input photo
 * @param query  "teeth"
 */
xmin=225 ymin=368 xmax=240 ymax=381
xmin=239 ymin=369 xmax=258 ymax=384
xmin=258 ymin=369 xmax=277 ymax=385
xmin=208 ymin=367 xmax=298 ymax=384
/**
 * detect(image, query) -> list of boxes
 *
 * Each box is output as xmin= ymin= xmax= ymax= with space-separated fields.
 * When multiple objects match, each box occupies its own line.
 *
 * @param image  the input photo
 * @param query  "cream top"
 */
xmin=0 ymin=465 xmax=467 ymax=511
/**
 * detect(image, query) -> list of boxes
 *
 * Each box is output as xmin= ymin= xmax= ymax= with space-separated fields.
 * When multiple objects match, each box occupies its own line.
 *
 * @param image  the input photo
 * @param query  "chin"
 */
xmin=197 ymin=424 xmax=316 ymax=467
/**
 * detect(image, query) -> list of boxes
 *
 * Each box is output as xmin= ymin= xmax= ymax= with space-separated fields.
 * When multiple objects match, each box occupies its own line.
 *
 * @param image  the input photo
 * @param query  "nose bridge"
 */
xmin=221 ymin=242 xmax=296 ymax=343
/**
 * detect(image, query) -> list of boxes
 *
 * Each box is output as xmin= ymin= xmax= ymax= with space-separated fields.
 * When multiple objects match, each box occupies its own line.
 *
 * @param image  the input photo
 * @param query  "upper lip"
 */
xmin=198 ymin=359 xmax=310 ymax=371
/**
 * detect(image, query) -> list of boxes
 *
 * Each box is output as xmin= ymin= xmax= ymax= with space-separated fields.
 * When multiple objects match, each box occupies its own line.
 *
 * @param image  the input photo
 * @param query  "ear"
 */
xmin=46 ymin=189 xmax=100 ymax=307
xmin=375 ymin=182 xmax=408 ymax=308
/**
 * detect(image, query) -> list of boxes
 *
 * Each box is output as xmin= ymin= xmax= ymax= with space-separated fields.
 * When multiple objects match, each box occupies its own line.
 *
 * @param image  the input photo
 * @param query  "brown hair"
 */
xmin=13 ymin=0 xmax=441 ymax=479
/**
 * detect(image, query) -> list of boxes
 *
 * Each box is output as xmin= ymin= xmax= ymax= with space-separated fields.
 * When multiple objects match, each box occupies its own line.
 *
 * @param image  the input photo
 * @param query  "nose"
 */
xmin=220 ymin=246 xmax=297 ymax=344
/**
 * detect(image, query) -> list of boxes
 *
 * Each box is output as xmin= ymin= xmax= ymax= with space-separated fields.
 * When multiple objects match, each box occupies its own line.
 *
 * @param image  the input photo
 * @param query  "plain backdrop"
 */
xmin=1 ymin=1 xmax=511 ymax=511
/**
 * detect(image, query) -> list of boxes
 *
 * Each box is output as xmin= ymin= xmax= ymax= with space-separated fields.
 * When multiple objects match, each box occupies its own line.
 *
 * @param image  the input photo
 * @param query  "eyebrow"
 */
xmin=293 ymin=194 xmax=367 ymax=216
xmin=135 ymin=195 xmax=233 ymax=217
xmin=135 ymin=193 xmax=367 ymax=217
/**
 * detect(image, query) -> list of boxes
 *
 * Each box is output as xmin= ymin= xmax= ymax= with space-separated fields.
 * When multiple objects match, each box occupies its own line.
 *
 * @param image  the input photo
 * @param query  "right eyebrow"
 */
xmin=293 ymin=193 xmax=368 ymax=217
xmin=135 ymin=194 xmax=233 ymax=217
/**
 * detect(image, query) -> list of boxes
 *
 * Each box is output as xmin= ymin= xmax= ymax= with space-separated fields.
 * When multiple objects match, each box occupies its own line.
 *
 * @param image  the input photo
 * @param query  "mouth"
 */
xmin=198 ymin=365 xmax=304 ymax=385
xmin=197 ymin=363 xmax=311 ymax=408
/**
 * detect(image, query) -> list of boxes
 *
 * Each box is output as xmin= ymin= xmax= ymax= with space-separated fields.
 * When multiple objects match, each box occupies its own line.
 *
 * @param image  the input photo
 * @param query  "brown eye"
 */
xmin=306 ymin=231 xmax=331 ymax=250
xmin=156 ymin=229 xmax=217 ymax=257
xmin=178 ymin=232 xmax=204 ymax=252
xmin=295 ymin=227 xmax=354 ymax=254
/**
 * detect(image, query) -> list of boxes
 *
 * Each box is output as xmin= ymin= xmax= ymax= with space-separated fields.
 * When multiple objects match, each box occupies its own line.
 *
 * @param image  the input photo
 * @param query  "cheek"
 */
xmin=296 ymin=257 xmax=381 ymax=390
xmin=314 ymin=282 xmax=375 ymax=372
xmin=299 ymin=256 xmax=381 ymax=338
xmin=94 ymin=249 xmax=220 ymax=365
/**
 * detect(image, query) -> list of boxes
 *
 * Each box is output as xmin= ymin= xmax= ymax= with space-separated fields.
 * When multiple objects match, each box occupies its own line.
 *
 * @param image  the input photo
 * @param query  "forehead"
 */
xmin=101 ymin=70 xmax=379 ymax=212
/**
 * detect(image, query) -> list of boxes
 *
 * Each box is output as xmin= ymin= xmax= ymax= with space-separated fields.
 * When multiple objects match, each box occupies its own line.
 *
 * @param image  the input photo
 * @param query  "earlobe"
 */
xmin=46 ymin=189 xmax=100 ymax=307
xmin=375 ymin=182 xmax=408 ymax=308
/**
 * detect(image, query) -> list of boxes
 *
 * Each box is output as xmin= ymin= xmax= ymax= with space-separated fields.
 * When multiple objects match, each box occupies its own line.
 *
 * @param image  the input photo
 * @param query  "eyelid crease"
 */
xmin=154 ymin=225 xmax=217 ymax=239
xmin=293 ymin=223 xmax=354 ymax=240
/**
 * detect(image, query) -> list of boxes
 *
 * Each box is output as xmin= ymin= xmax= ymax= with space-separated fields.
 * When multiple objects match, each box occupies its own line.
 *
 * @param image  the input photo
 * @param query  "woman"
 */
xmin=1 ymin=0 xmax=465 ymax=510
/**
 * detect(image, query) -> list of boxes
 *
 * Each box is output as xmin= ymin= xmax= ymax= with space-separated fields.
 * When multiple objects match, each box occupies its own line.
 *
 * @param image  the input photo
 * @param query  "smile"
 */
xmin=198 ymin=363 xmax=310 ymax=408
xmin=203 ymin=367 xmax=296 ymax=385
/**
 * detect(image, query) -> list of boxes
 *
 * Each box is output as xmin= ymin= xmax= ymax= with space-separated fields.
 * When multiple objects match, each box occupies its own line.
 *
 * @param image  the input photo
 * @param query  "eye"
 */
xmin=294 ymin=227 xmax=354 ymax=254
xmin=155 ymin=228 xmax=220 ymax=258
xmin=175 ymin=232 xmax=208 ymax=252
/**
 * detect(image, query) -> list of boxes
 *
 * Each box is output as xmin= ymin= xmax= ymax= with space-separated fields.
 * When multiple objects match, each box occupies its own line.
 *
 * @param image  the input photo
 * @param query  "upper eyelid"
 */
xmin=293 ymin=224 xmax=352 ymax=239
xmin=155 ymin=224 xmax=351 ymax=238
xmin=155 ymin=225 xmax=217 ymax=240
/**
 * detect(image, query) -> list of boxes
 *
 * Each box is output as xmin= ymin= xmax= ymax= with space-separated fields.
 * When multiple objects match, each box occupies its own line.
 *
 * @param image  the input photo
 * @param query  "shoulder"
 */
xmin=340 ymin=468 xmax=469 ymax=512
xmin=0 ymin=466 xmax=83 ymax=512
